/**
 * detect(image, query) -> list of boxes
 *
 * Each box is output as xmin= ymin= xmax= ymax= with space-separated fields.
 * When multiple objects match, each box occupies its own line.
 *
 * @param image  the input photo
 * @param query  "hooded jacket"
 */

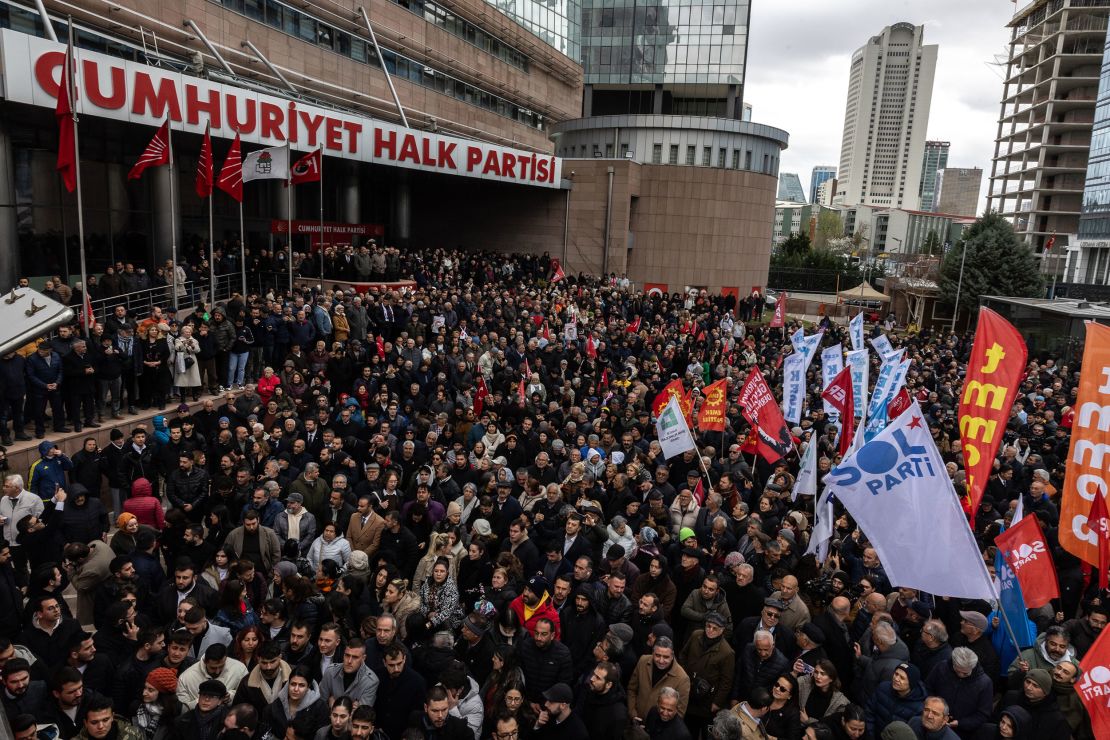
xmin=1007 ymin=632 xmax=1078 ymax=689
xmin=28 ymin=440 xmax=72 ymax=499
xmin=262 ymin=681 xmax=329 ymax=740
xmin=864 ymin=671 xmax=926 ymax=735
xmin=122 ymin=478 xmax=164 ymax=529
xmin=57 ymin=483 xmax=109 ymax=544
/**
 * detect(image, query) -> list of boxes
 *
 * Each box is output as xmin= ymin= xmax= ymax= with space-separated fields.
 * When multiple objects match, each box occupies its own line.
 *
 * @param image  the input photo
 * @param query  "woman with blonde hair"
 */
xmin=414 ymin=531 xmax=454 ymax=585
xmin=381 ymin=577 xmax=421 ymax=639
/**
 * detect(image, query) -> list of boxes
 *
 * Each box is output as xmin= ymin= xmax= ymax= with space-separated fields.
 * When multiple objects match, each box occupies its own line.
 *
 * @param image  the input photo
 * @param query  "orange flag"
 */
xmin=697 ymin=379 xmax=728 ymax=432
xmin=959 ymin=308 xmax=1027 ymax=525
xmin=653 ymin=379 xmax=693 ymax=427
xmin=1061 ymin=322 xmax=1110 ymax=567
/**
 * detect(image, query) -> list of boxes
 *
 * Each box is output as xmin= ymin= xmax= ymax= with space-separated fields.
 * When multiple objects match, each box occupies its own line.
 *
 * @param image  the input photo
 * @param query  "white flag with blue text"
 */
xmin=794 ymin=436 xmax=818 ymax=499
xmin=821 ymin=344 xmax=844 ymax=424
xmin=805 ymin=488 xmax=835 ymax=563
xmin=782 ymin=352 xmax=806 ymax=425
xmin=822 ymin=402 xmax=997 ymax=600
xmin=791 ymin=328 xmax=824 ymax=374
xmin=849 ymin=313 xmax=864 ymax=352
xmin=870 ymin=333 xmax=897 ymax=362
xmin=846 ymin=349 xmax=869 ymax=420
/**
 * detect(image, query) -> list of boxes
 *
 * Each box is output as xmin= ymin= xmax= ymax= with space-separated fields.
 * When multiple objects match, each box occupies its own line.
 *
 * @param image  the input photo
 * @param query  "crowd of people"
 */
xmin=0 ymin=243 xmax=1092 ymax=740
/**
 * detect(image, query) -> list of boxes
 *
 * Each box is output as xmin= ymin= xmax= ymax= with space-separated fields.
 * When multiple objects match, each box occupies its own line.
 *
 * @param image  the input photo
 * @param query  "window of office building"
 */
xmin=652 ymin=143 xmax=662 ymax=163
xmin=686 ymin=146 xmax=696 ymax=165
xmin=669 ymin=145 xmax=679 ymax=164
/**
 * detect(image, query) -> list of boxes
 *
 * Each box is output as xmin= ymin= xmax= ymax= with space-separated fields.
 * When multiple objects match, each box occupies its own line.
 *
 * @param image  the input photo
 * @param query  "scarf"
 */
xmin=286 ymin=508 xmax=306 ymax=542
xmin=523 ymin=592 xmax=549 ymax=623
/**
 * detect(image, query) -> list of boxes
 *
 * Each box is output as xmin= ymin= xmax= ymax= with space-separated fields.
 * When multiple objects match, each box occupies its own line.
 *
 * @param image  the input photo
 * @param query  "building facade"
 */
xmin=809 ymin=166 xmax=836 ymax=204
xmin=0 ymin=0 xmax=780 ymax=290
xmin=835 ymin=23 xmax=937 ymax=210
xmin=772 ymin=200 xmax=838 ymax=246
xmin=778 ymin=172 xmax=806 ymax=202
xmin=918 ymin=141 xmax=949 ymax=212
xmin=988 ymin=0 xmax=1108 ymax=274
xmin=839 ymin=204 xmax=972 ymax=256
xmin=935 ymin=167 xmax=982 ymax=217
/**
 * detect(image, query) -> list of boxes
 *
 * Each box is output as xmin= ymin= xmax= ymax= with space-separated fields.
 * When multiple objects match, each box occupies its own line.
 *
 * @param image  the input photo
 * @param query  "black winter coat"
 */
xmin=560 ymin=604 xmax=608 ymax=674
xmin=576 ymin=683 xmax=629 ymax=739
xmin=516 ymin=634 xmax=574 ymax=702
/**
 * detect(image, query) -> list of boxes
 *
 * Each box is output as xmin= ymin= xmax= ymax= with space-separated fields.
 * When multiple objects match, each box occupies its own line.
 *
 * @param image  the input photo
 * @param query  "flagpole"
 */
xmin=67 ymin=20 xmax=89 ymax=338
xmin=287 ymin=144 xmax=293 ymax=294
xmin=208 ymin=184 xmax=215 ymax=306
xmin=239 ymin=201 xmax=247 ymax=297
xmin=167 ymin=118 xmax=179 ymax=311
xmin=319 ymin=150 xmax=325 ymax=282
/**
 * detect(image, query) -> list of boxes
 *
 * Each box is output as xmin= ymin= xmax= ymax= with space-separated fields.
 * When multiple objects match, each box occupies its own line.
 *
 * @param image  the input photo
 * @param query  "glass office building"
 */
xmin=1074 ymin=24 xmax=1110 ymax=286
xmin=577 ymin=0 xmax=750 ymax=117
xmin=488 ymin=0 xmax=581 ymax=59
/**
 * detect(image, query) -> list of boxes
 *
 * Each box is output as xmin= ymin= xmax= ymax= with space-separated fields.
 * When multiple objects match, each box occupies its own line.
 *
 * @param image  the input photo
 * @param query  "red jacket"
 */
xmin=123 ymin=477 xmax=165 ymax=530
xmin=257 ymin=374 xmax=281 ymax=405
xmin=509 ymin=594 xmax=561 ymax=639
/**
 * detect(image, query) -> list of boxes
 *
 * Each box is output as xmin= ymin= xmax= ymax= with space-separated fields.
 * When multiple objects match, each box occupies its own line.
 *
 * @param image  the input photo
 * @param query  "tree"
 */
xmin=938 ymin=212 xmax=1043 ymax=315
xmin=814 ymin=210 xmax=844 ymax=250
xmin=780 ymin=232 xmax=811 ymax=257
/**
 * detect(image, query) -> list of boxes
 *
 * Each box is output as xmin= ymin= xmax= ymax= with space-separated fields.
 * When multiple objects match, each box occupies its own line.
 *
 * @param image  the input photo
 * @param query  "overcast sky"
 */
xmin=745 ymin=0 xmax=1018 ymax=210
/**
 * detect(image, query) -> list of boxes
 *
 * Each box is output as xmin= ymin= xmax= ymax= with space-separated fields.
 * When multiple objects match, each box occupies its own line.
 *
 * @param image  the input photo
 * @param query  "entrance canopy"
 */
xmin=838 ymin=282 xmax=891 ymax=303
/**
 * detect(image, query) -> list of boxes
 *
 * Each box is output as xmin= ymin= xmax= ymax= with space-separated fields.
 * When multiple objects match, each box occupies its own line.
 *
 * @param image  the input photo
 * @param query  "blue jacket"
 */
xmin=28 ymin=440 xmax=73 ymax=500
xmin=25 ymin=351 xmax=63 ymax=393
xmin=289 ymin=319 xmax=316 ymax=349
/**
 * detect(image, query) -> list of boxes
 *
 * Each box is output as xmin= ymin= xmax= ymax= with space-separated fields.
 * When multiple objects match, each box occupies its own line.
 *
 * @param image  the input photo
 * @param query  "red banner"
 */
xmin=995 ymin=516 xmax=1060 ymax=608
xmin=1076 ymin=627 xmax=1110 ymax=739
xmin=959 ymin=308 xmax=1028 ymax=523
xmin=1061 ymin=323 xmax=1110 ymax=570
xmin=653 ymin=379 xmax=693 ymax=428
xmin=887 ymin=387 xmax=912 ymax=420
xmin=821 ymin=367 xmax=855 ymax=458
xmin=770 ymin=292 xmax=787 ymax=328
xmin=697 ymin=379 xmax=729 ymax=432
xmin=551 ymin=259 xmax=566 ymax=283
xmin=475 ymin=377 xmax=489 ymax=417
xmin=271 ymin=220 xmax=386 ymax=245
xmin=644 ymin=282 xmax=668 ymax=296
xmin=737 ymin=368 xmax=793 ymax=464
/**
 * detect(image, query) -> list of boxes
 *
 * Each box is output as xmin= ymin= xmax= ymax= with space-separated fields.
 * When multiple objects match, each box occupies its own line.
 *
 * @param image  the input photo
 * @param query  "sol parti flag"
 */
xmin=995 ymin=514 xmax=1060 ymax=608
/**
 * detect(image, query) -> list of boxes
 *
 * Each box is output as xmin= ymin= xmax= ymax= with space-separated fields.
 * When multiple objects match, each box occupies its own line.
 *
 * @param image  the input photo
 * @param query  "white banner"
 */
xmin=242 ymin=146 xmax=289 ymax=182
xmin=849 ymin=313 xmax=864 ymax=352
xmin=794 ymin=436 xmax=818 ymax=499
xmin=823 ymin=403 xmax=997 ymax=600
xmin=870 ymin=333 xmax=897 ymax=362
xmin=866 ymin=349 xmax=907 ymax=421
xmin=805 ymin=489 xmax=835 ymax=563
xmin=790 ymin=328 xmax=824 ymax=374
xmin=821 ymin=344 xmax=844 ymax=423
xmin=782 ymin=352 xmax=806 ymax=425
xmin=656 ymin=396 xmax=696 ymax=459
xmin=846 ymin=349 xmax=869 ymax=420
xmin=0 ymin=29 xmax=561 ymax=188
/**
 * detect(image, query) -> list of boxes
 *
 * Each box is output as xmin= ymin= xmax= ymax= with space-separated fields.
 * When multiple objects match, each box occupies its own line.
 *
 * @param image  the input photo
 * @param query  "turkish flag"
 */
xmin=586 ymin=337 xmax=598 ymax=358
xmin=995 ymin=515 xmax=1060 ymax=608
xmin=1076 ymin=626 xmax=1110 ymax=739
xmin=551 ymin=258 xmax=566 ymax=282
xmin=475 ymin=377 xmax=489 ymax=417
xmin=290 ymin=149 xmax=321 ymax=185
xmin=1088 ymin=493 xmax=1110 ymax=590
xmin=821 ymin=366 xmax=855 ymax=457
xmin=627 ymin=316 xmax=642 ymax=333
xmin=55 ymin=41 xmax=77 ymax=192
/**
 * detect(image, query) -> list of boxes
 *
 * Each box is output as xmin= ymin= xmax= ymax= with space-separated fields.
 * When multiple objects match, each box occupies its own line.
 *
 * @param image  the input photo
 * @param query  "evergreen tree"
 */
xmin=938 ymin=212 xmax=1043 ymax=314
xmin=921 ymin=230 xmax=941 ymax=256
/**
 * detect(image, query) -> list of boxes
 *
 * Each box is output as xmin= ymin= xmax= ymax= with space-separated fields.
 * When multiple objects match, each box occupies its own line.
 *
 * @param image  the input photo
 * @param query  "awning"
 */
xmin=838 ymin=282 xmax=891 ymax=303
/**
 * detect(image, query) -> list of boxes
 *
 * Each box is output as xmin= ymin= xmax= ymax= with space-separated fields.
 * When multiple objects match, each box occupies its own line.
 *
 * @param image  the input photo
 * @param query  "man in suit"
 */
xmin=377 ymin=296 xmax=399 ymax=342
xmin=347 ymin=495 xmax=386 ymax=562
xmin=323 ymin=489 xmax=356 ymax=534
xmin=812 ymin=595 xmax=855 ymax=686
xmin=61 ymin=340 xmax=99 ymax=432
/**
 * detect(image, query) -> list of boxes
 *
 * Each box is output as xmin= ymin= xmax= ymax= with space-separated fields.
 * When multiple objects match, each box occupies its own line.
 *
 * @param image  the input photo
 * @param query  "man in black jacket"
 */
xmin=152 ymin=561 xmax=218 ymax=625
xmin=405 ymin=685 xmax=471 ymax=740
xmin=375 ymin=643 xmax=428 ymax=740
xmin=516 ymin=618 xmax=573 ymax=704
xmin=576 ymin=661 xmax=628 ymax=738
xmin=120 ymin=428 xmax=157 ymax=489
xmin=166 ymin=453 xmax=210 ymax=522
xmin=0 ymin=352 xmax=29 ymax=445
xmin=0 ymin=541 xmax=22 ymax=640
xmin=560 ymin=586 xmax=607 ymax=676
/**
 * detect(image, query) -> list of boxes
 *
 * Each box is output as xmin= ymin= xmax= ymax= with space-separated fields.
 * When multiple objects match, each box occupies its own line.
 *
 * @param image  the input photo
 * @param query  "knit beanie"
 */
xmin=880 ymin=722 xmax=917 ymax=740
xmin=145 ymin=667 xmax=178 ymax=694
xmin=116 ymin=512 xmax=137 ymax=530
xmin=1027 ymin=668 xmax=1052 ymax=695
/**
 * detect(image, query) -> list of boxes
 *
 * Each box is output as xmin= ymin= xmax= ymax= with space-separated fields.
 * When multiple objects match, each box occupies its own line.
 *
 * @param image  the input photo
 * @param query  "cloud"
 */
xmin=746 ymin=1 xmax=1017 ymax=212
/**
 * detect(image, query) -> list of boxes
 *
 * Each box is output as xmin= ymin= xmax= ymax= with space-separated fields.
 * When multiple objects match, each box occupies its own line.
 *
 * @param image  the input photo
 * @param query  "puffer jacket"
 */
xmin=58 ymin=484 xmax=109 ymax=544
xmin=211 ymin=316 xmax=236 ymax=352
xmin=448 ymin=676 xmax=483 ymax=738
xmin=122 ymin=478 xmax=165 ymax=530
xmin=166 ymin=466 xmax=210 ymax=512
xmin=864 ymin=679 xmax=926 ymax=735
xmin=515 ymin=633 xmax=574 ymax=702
